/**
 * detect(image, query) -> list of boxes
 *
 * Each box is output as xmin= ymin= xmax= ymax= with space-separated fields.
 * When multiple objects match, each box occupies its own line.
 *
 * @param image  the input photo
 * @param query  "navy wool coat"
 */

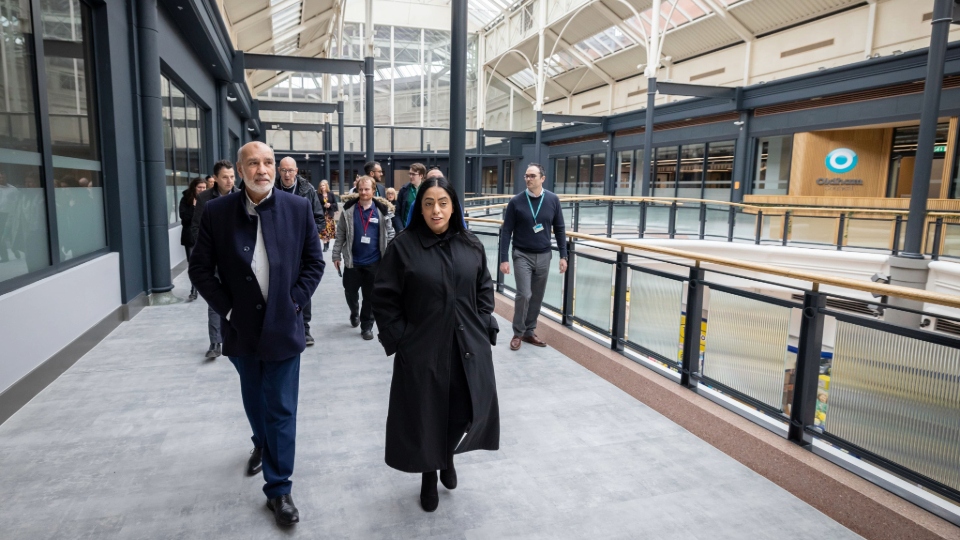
xmin=189 ymin=188 xmax=325 ymax=361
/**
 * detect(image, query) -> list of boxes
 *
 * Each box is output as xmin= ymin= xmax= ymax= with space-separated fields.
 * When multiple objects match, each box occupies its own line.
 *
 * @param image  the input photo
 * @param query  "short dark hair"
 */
xmin=213 ymin=160 xmax=234 ymax=177
xmin=364 ymin=161 xmax=381 ymax=175
xmin=526 ymin=162 xmax=545 ymax=177
xmin=204 ymin=175 xmax=214 ymax=182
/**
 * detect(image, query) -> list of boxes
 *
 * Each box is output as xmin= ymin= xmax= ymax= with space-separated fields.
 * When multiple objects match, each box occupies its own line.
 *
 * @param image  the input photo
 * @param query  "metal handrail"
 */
xmin=466 ymin=215 xmax=960 ymax=310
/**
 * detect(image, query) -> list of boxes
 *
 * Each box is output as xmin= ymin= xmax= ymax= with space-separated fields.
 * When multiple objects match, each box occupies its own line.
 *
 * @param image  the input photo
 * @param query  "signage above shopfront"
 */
xmin=825 ymin=148 xmax=858 ymax=174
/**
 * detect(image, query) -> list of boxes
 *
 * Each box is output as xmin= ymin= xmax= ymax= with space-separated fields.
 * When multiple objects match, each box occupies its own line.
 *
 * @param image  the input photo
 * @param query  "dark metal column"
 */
xmin=640 ymin=77 xmax=656 ymax=197
xmin=135 ymin=0 xmax=172 ymax=293
xmin=680 ymin=265 xmax=705 ymax=388
xmin=789 ymin=291 xmax=826 ymax=444
xmin=218 ymin=82 xmax=228 ymax=160
xmin=365 ymin=56 xmax=375 ymax=164
xmin=322 ymin=121 xmax=331 ymax=181
xmin=604 ymin=132 xmax=616 ymax=195
xmin=450 ymin=0 xmax=467 ymax=204
xmin=338 ymin=101 xmax=346 ymax=195
xmin=902 ymin=0 xmax=951 ymax=258
xmin=534 ymin=109 xmax=543 ymax=165
xmin=731 ymin=110 xmax=750 ymax=203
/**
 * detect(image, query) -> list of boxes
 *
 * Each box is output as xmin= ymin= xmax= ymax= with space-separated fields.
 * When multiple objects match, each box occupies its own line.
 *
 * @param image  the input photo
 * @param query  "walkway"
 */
xmin=0 ymin=268 xmax=862 ymax=539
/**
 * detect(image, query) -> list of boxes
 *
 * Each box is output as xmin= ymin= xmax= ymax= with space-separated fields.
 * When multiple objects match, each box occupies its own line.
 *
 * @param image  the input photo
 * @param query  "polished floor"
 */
xmin=0 ymin=267 xmax=862 ymax=539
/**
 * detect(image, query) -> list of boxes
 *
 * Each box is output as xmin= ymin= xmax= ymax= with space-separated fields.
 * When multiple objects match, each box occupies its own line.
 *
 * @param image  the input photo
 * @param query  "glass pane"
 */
xmin=566 ymin=156 xmax=577 ymax=193
xmin=171 ymin=84 xmax=188 ymax=171
xmin=616 ymin=150 xmax=633 ymax=196
xmin=704 ymin=207 xmax=730 ymax=238
xmin=0 ymin=2 xmax=50 ymax=282
xmin=578 ymin=203 xmax=607 ymax=235
xmin=612 ymin=204 xmax=637 ymax=236
xmin=703 ymin=289 xmax=792 ymax=411
xmin=754 ymin=135 xmax=792 ymax=195
xmin=942 ymin=224 xmax=960 ymax=259
xmin=554 ymin=157 xmax=566 ymax=194
xmin=845 ymin=218 xmax=893 ymax=250
xmin=166 ymin=172 xmax=177 ymax=225
xmin=503 ymin=160 xmax=513 ymax=194
xmin=477 ymin=232 xmax=499 ymax=279
xmin=675 ymin=206 xmax=700 ymax=235
xmin=591 ymin=153 xmax=605 ymax=194
xmin=266 ymin=129 xmax=291 ymax=151
xmin=42 ymin=0 xmax=97 ymax=161
xmin=645 ymin=205 xmax=669 ymax=235
xmin=187 ymin=102 xmax=200 ymax=175
xmin=54 ymin=166 xmax=105 ymax=260
xmin=653 ymin=146 xmax=677 ymax=198
xmin=828 ymin=321 xmax=960 ymax=492
xmin=573 ymin=255 xmax=613 ymax=332
xmin=627 ymin=270 xmax=683 ymax=363
xmin=677 ymin=143 xmax=703 ymax=199
xmin=733 ymin=210 xmax=757 ymax=242
xmin=704 ymin=140 xmax=734 ymax=201
xmin=789 ymin=215 xmax=837 ymax=246
xmin=542 ymin=252 xmax=563 ymax=312
xmin=162 ymin=76 xmax=173 ymax=170
xmin=578 ymin=156 xmax=590 ymax=193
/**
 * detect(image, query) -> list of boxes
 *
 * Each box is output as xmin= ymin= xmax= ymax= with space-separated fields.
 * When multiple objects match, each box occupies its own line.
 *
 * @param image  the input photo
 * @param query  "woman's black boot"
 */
xmin=420 ymin=471 xmax=439 ymax=512
xmin=439 ymin=454 xmax=457 ymax=490
xmin=323 ymin=242 xmax=329 ymax=252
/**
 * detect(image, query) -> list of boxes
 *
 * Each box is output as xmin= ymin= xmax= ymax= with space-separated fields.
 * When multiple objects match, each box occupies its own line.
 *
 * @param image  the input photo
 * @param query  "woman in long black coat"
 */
xmin=372 ymin=177 xmax=500 ymax=513
xmin=178 ymin=177 xmax=206 ymax=300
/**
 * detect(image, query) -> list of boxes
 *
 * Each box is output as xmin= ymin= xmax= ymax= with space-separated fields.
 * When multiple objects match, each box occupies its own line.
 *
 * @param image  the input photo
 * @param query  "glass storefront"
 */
xmin=0 ymin=0 xmax=103 ymax=285
xmin=552 ymin=153 xmax=605 ymax=195
xmin=162 ymin=75 xmax=205 ymax=225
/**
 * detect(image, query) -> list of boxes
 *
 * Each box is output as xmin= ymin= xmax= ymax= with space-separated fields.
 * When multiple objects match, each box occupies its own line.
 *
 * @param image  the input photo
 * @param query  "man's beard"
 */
xmin=247 ymin=178 xmax=274 ymax=196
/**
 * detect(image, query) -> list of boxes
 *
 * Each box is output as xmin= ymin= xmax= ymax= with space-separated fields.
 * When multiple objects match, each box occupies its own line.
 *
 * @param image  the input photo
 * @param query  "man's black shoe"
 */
xmin=246 ymin=447 xmax=262 ymax=476
xmin=304 ymin=332 xmax=315 ymax=346
xmin=266 ymin=494 xmax=299 ymax=526
xmin=350 ymin=315 xmax=360 ymax=328
xmin=361 ymin=330 xmax=374 ymax=340
xmin=205 ymin=343 xmax=221 ymax=359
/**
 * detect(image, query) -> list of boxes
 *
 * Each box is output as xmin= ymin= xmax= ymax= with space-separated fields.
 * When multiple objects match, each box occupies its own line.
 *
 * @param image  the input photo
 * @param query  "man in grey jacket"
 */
xmin=277 ymin=156 xmax=324 ymax=346
xmin=332 ymin=176 xmax=395 ymax=340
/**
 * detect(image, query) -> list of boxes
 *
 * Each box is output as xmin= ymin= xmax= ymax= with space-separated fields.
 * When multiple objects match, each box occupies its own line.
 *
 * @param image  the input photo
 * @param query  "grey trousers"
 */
xmin=512 ymin=249 xmax=552 ymax=338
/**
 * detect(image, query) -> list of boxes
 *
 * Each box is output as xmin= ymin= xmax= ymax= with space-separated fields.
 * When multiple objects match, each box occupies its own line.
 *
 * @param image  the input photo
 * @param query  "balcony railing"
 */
xmin=464 ymin=196 xmax=960 ymax=519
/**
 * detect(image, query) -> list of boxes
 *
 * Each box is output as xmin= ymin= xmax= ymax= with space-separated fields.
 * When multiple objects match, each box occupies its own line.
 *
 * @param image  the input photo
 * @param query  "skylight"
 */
xmin=572 ymin=26 xmax=635 ymax=62
xmin=468 ymin=0 xmax=516 ymax=29
xmin=270 ymin=0 xmax=303 ymax=54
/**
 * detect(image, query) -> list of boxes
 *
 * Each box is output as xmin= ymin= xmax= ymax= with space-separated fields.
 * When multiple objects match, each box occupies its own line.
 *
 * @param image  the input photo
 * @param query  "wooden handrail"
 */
xmin=466 ymin=216 xmax=960 ymax=310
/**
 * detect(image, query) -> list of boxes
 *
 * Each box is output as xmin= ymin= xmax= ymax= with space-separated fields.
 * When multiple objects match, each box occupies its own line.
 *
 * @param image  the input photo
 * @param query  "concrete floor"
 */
xmin=0 ymin=267 xmax=862 ymax=539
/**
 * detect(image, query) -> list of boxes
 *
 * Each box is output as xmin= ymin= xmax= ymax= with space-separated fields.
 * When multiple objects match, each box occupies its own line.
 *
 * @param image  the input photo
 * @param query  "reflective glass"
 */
xmin=591 ymin=153 xmax=605 ymax=194
xmin=187 ymin=102 xmax=200 ymax=175
xmin=654 ymin=146 xmax=677 ymax=198
xmin=0 ymin=1 xmax=51 ymax=282
xmin=677 ymin=143 xmax=704 ymax=199
xmin=753 ymin=135 xmax=792 ymax=195
xmin=42 ymin=0 xmax=104 ymax=258
xmin=705 ymin=141 xmax=734 ymax=201
xmin=616 ymin=150 xmax=633 ymax=196
xmin=573 ymin=255 xmax=613 ymax=332
xmin=554 ymin=157 xmax=566 ymax=194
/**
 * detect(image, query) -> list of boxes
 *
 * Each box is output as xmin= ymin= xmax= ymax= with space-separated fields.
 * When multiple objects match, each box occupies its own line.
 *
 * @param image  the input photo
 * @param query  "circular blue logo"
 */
xmin=825 ymin=148 xmax=858 ymax=174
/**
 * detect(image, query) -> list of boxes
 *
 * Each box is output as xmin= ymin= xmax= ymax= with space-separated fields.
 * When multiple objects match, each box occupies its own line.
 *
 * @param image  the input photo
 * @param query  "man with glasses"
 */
xmin=395 ymin=162 xmax=425 ymax=230
xmin=363 ymin=161 xmax=387 ymax=197
xmin=277 ymin=157 xmax=325 ymax=346
xmin=499 ymin=163 xmax=567 ymax=351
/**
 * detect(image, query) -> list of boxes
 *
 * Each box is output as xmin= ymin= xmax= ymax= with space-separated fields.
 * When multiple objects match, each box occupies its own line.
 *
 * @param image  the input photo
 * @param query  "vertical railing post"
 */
xmin=754 ymin=210 xmax=763 ymax=245
xmin=836 ymin=213 xmax=846 ymax=251
xmin=681 ymin=265 xmax=706 ymax=388
xmin=607 ymin=199 xmax=615 ymax=237
xmin=669 ymin=201 xmax=678 ymax=239
xmin=782 ymin=211 xmax=790 ymax=246
xmin=789 ymin=290 xmax=826 ymax=445
xmin=892 ymin=214 xmax=903 ymax=255
xmin=610 ymin=250 xmax=628 ymax=351
xmin=639 ymin=201 xmax=647 ymax=238
xmin=562 ymin=240 xmax=575 ymax=326
xmin=932 ymin=216 xmax=944 ymax=260
xmin=573 ymin=201 xmax=580 ymax=233
xmin=698 ymin=204 xmax=707 ymax=240
xmin=495 ymin=232 xmax=504 ymax=293
xmin=727 ymin=205 xmax=736 ymax=242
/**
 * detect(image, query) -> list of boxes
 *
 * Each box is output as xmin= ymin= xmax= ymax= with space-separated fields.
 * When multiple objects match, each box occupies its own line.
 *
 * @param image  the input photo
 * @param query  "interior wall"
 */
xmin=788 ymin=128 xmax=893 ymax=197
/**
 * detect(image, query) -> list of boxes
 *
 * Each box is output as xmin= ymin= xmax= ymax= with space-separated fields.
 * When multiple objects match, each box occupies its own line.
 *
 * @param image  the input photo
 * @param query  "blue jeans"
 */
xmin=229 ymin=354 xmax=301 ymax=499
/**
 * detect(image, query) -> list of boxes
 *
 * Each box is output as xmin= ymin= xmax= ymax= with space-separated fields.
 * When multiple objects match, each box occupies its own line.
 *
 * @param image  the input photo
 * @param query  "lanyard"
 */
xmin=358 ymin=203 xmax=375 ymax=235
xmin=526 ymin=190 xmax=544 ymax=221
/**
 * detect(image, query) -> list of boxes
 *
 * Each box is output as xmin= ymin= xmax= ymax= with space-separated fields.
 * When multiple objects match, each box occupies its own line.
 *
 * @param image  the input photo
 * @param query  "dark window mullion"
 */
xmin=29 ymin=0 xmax=60 ymax=266
xmin=673 ymin=146 xmax=681 ymax=199
xmin=701 ymin=142 xmax=709 ymax=201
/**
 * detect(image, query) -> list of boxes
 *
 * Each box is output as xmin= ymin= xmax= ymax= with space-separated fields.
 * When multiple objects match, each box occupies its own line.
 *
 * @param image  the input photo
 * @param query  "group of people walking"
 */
xmin=181 ymin=144 xmax=566 ymax=528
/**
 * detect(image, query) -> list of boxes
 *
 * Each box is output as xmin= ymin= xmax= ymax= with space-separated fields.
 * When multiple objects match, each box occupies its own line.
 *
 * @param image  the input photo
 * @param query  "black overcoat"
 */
xmin=372 ymin=226 xmax=500 ymax=473
xmin=188 ymin=188 xmax=325 ymax=361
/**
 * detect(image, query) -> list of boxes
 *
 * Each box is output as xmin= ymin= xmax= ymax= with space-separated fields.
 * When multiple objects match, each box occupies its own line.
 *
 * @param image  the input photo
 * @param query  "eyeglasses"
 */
xmin=408 ymin=172 xmax=420 ymax=177
xmin=524 ymin=174 xmax=540 ymax=179
xmin=279 ymin=169 xmax=297 ymax=174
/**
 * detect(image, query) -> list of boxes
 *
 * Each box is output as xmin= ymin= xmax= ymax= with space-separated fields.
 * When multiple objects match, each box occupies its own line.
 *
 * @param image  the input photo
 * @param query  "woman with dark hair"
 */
xmin=179 ymin=176 xmax=207 ymax=300
xmin=372 ymin=177 xmax=501 ymax=513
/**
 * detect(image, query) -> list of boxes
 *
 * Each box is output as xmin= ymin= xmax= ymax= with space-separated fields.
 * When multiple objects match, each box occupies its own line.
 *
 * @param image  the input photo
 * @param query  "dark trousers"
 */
xmin=184 ymin=246 xmax=196 ymax=294
xmin=229 ymin=354 xmax=301 ymax=499
xmin=302 ymin=299 xmax=312 ymax=333
xmin=343 ymin=262 xmax=379 ymax=332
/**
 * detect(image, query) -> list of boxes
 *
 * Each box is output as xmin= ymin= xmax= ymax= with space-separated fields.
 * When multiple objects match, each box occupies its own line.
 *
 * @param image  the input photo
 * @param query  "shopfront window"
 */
xmin=616 ymin=150 xmax=633 ymax=196
xmin=888 ymin=123 xmax=949 ymax=199
xmin=753 ymin=135 xmax=793 ymax=195
xmin=653 ymin=146 xmax=677 ymax=197
xmin=0 ymin=0 xmax=49 ymax=283
xmin=162 ymin=75 xmax=206 ymax=224
xmin=705 ymin=141 xmax=735 ymax=201
xmin=551 ymin=153 xmax=606 ymax=195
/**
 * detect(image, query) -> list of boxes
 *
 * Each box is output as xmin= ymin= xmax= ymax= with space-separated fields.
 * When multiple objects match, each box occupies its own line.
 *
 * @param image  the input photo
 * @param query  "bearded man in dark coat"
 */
xmin=372 ymin=176 xmax=500 ymax=513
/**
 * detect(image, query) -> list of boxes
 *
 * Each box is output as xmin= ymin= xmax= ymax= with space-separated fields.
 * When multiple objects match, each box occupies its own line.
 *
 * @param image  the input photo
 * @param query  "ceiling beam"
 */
xmin=485 ymin=67 xmax=536 ymax=104
xmin=232 ymin=0 xmax=300 ymax=34
xmin=693 ymin=0 xmax=754 ymax=42
xmin=545 ymin=29 xmax=615 ymax=85
xmin=593 ymin=1 xmax=647 ymax=53
xmin=256 ymin=100 xmax=338 ymax=114
xmin=243 ymin=52 xmax=363 ymax=75
xmin=248 ymin=8 xmax=336 ymax=54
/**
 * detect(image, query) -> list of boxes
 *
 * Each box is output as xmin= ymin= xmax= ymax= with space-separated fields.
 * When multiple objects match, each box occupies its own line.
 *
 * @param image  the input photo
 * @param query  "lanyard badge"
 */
xmin=358 ymin=204 xmax=375 ymax=242
xmin=526 ymin=191 xmax=545 ymax=233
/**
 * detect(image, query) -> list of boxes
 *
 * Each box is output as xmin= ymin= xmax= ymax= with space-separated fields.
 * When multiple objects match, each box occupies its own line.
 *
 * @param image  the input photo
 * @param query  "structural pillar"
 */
xmin=450 ymin=0 xmax=467 ymax=204
xmin=640 ymin=77 xmax=656 ymax=197
xmin=364 ymin=0 xmax=375 ymax=164
xmin=338 ymin=100 xmax=346 ymax=195
xmin=135 ymin=0 xmax=173 ymax=294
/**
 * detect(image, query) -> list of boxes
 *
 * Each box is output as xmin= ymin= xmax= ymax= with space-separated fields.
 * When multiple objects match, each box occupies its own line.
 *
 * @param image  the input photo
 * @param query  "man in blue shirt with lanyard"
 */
xmin=499 ymin=163 xmax=567 ymax=351
xmin=332 ymin=176 xmax=396 ymax=340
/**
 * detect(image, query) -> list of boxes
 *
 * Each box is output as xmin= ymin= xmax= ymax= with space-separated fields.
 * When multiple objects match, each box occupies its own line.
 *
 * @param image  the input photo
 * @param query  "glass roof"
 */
xmin=270 ymin=0 xmax=303 ymax=55
xmin=468 ymin=0 xmax=516 ymax=29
